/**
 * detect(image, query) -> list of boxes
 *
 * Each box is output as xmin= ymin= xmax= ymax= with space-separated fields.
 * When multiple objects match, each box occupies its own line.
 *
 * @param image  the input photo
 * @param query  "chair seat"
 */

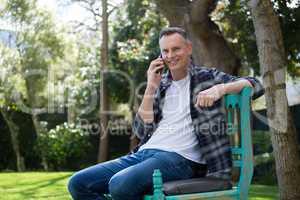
xmin=163 ymin=177 xmax=232 ymax=195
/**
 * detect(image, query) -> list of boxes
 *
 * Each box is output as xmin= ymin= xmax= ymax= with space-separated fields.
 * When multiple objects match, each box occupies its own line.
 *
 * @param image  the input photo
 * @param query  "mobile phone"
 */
xmin=157 ymin=54 xmax=166 ymax=74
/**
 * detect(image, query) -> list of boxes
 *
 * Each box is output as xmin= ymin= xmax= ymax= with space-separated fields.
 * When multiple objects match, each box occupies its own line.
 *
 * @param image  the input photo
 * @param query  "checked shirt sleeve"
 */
xmin=132 ymin=113 xmax=155 ymax=140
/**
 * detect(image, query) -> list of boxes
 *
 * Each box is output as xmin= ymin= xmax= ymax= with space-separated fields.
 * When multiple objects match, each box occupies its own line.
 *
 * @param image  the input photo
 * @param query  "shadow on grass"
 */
xmin=9 ymin=174 xmax=72 ymax=199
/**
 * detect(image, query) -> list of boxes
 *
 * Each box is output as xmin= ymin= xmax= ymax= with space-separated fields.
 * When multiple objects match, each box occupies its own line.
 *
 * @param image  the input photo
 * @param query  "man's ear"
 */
xmin=187 ymin=40 xmax=192 ymax=55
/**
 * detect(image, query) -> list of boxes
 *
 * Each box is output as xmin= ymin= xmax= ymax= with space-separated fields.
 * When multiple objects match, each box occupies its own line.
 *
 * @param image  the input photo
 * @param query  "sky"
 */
xmin=37 ymin=0 xmax=124 ymax=25
xmin=287 ymin=0 xmax=299 ymax=8
xmin=0 ymin=0 xmax=124 ymax=30
xmin=37 ymin=0 xmax=90 ymax=24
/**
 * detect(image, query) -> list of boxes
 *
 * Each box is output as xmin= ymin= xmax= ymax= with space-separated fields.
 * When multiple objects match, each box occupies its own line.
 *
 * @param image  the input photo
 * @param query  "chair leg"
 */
xmin=152 ymin=169 xmax=165 ymax=200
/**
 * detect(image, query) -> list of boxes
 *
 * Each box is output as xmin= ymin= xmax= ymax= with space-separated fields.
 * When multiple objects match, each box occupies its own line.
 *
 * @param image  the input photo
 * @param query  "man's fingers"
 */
xmin=196 ymin=94 xmax=204 ymax=107
xmin=153 ymin=64 xmax=164 ymax=73
xmin=149 ymin=60 xmax=164 ymax=70
xmin=195 ymin=94 xmax=215 ymax=107
xmin=208 ymin=100 xmax=214 ymax=107
xmin=195 ymin=95 xmax=200 ymax=107
xmin=204 ymin=98 xmax=211 ymax=107
xmin=204 ymin=99 xmax=209 ymax=107
xmin=199 ymin=94 xmax=204 ymax=107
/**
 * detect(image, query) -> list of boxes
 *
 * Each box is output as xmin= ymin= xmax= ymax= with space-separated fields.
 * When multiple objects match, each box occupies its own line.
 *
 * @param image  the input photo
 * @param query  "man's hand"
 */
xmin=195 ymin=84 xmax=225 ymax=107
xmin=137 ymin=57 xmax=165 ymax=123
xmin=195 ymin=79 xmax=253 ymax=108
xmin=146 ymin=58 xmax=165 ymax=91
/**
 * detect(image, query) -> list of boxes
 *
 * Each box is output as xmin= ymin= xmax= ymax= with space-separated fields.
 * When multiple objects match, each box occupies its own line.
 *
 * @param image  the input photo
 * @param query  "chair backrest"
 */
xmin=225 ymin=87 xmax=253 ymax=199
xmin=145 ymin=87 xmax=254 ymax=200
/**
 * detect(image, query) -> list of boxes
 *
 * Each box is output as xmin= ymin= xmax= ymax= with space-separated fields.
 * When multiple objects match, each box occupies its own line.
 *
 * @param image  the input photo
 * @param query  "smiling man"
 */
xmin=68 ymin=27 xmax=264 ymax=200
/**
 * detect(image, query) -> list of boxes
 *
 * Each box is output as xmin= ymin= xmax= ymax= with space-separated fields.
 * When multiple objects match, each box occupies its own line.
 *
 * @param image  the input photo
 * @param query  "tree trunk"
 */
xmin=155 ymin=0 xmax=240 ymax=75
xmin=129 ymin=94 xmax=139 ymax=151
xmin=98 ymin=0 xmax=110 ymax=162
xmin=248 ymin=0 xmax=300 ymax=199
xmin=0 ymin=109 xmax=25 ymax=171
xmin=24 ymin=77 xmax=49 ymax=170
xmin=67 ymin=104 xmax=76 ymax=124
xmin=32 ymin=114 xmax=49 ymax=170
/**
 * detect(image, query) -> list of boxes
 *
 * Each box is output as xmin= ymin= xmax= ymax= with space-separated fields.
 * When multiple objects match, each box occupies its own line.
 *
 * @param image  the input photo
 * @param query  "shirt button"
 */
xmin=147 ymin=134 xmax=151 ymax=137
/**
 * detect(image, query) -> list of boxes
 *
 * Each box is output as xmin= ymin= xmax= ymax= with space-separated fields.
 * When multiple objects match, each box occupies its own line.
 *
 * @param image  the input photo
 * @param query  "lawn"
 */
xmin=0 ymin=172 xmax=278 ymax=200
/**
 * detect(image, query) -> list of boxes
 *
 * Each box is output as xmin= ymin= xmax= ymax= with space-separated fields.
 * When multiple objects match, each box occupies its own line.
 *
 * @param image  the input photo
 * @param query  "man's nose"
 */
xmin=166 ymin=51 xmax=175 ymax=59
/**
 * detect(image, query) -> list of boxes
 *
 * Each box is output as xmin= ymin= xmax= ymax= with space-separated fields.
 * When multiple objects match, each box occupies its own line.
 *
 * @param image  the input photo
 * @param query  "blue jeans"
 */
xmin=68 ymin=149 xmax=197 ymax=200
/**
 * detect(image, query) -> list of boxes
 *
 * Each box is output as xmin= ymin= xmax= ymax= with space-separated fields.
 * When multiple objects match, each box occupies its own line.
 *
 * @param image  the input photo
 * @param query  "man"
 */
xmin=68 ymin=27 xmax=264 ymax=200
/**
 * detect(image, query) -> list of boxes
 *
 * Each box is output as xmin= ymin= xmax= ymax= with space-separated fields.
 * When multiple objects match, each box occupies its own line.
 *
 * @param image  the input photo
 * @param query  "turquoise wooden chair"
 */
xmin=143 ymin=87 xmax=254 ymax=200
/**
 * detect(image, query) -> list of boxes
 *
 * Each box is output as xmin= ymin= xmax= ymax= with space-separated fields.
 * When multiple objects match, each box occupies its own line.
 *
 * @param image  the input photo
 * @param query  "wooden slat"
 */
xmin=233 ymin=160 xmax=242 ymax=167
xmin=231 ymin=147 xmax=243 ymax=155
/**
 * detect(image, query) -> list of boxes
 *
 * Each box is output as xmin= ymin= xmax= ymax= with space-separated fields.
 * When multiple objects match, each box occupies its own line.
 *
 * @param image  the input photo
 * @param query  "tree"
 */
xmin=154 ymin=0 xmax=241 ymax=74
xmin=59 ymin=0 xmax=118 ymax=162
xmin=98 ymin=0 xmax=109 ymax=162
xmin=248 ymin=0 xmax=300 ymax=199
xmin=218 ymin=0 xmax=300 ymax=76
xmin=0 ymin=43 xmax=25 ymax=171
xmin=64 ymin=39 xmax=100 ymax=124
xmin=2 ymin=0 xmax=66 ymax=170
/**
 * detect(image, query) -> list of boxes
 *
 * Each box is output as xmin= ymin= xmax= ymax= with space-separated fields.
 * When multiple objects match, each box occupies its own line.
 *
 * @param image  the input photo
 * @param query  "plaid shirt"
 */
xmin=132 ymin=64 xmax=264 ymax=180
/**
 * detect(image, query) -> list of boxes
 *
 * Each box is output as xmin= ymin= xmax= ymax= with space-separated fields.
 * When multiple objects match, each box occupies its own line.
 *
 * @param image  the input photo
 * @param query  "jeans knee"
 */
xmin=108 ymin=174 xmax=130 ymax=200
xmin=108 ymin=175 xmax=121 ymax=198
xmin=68 ymin=173 xmax=84 ymax=197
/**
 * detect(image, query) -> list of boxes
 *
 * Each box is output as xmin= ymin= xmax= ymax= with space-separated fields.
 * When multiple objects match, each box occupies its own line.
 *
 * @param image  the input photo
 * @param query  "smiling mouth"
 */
xmin=168 ymin=60 xmax=178 ymax=66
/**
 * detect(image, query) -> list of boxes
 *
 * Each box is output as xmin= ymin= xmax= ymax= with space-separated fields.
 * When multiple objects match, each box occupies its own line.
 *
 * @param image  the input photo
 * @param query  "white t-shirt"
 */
xmin=139 ymin=74 xmax=205 ymax=164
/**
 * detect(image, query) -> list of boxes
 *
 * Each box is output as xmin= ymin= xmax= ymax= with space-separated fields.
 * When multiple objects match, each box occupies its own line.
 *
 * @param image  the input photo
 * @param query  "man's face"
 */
xmin=159 ymin=33 xmax=192 ymax=71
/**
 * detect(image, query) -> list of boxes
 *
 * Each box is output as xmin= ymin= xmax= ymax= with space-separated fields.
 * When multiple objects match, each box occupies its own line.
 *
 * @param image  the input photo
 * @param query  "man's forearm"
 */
xmin=137 ymin=86 xmax=156 ymax=123
xmin=222 ymin=79 xmax=253 ymax=95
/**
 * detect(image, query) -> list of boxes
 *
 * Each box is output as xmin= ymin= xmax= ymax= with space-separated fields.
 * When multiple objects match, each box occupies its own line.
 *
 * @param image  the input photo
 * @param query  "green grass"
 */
xmin=0 ymin=172 xmax=279 ymax=200
xmin=0 ymin=172 xmax=72 ymax=200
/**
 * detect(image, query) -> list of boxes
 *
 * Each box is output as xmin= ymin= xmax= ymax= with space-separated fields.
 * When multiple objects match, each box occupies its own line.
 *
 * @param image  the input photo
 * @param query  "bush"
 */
xmin=36 ymin=122 xmax=92 ymax=171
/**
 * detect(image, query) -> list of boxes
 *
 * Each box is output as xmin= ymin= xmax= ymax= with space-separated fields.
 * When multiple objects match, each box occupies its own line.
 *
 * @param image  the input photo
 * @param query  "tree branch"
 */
xmin=108 ymin=6 xmax=117 ymax=17
xmin=190 ymin=0 xmax=220 ymax=37
xmin=78 ymin=1 xmax=101 ymax=18
xmin=69 ymin=20 xmax=98 ymax=32
xmin=154 ymin=0 xmax=190 ymax=27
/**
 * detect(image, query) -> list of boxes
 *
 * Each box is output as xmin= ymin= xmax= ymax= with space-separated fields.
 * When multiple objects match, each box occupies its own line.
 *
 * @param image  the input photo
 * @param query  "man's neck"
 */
xmin=171 ymin=69 xmax=188 ymax=81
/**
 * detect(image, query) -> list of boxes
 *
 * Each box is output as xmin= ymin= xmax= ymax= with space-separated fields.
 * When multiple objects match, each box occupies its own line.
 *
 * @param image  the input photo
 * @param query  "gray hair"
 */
xmin=159 ymin=27 xmax=189 ymax=40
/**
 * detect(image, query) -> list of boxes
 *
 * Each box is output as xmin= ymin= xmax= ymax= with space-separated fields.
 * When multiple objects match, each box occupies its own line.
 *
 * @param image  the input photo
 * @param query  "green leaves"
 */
xmin=218 ymin=0 xmax=300 ymax=77
xmin=1 ymin=0 xmax=67 ymax=112
xmin=5 ymin=0 xmax=35 ymax=22
xmin=109 ymin=0 xmax=167 ymax=104
xmin=35 ymin=122 xmax=92 ymax=170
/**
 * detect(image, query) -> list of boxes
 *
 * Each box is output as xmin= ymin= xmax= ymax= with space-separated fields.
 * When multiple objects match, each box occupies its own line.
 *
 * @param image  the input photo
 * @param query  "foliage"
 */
xmin=109 ymin=0 xmax=168 ymax=104
xmin=1 ymin=0 xmax=67 ymax=112
xmin=215 ymin=0 xmax=300 ymax=77
xmin=275 ymin=0 xmax=300 ymax=77
xmin=35 ymin=122 xmax=92 ymax=170
xmin=0 ymin=43 xmax=25 ymax=111
xmin=212 ymin=0 xmax=261 ymax=75
xmin=253 ymin=131 xmax=273 ymax=154
xmin=0 ymin=0 xmax=102 ymax=171
xmin=1 ymin=0 xmax=101 ymax=116
xmin=63 ymin=37 xmax=100 ymax=118
xmin=252 ymin=132 xmax=277 ymax=185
